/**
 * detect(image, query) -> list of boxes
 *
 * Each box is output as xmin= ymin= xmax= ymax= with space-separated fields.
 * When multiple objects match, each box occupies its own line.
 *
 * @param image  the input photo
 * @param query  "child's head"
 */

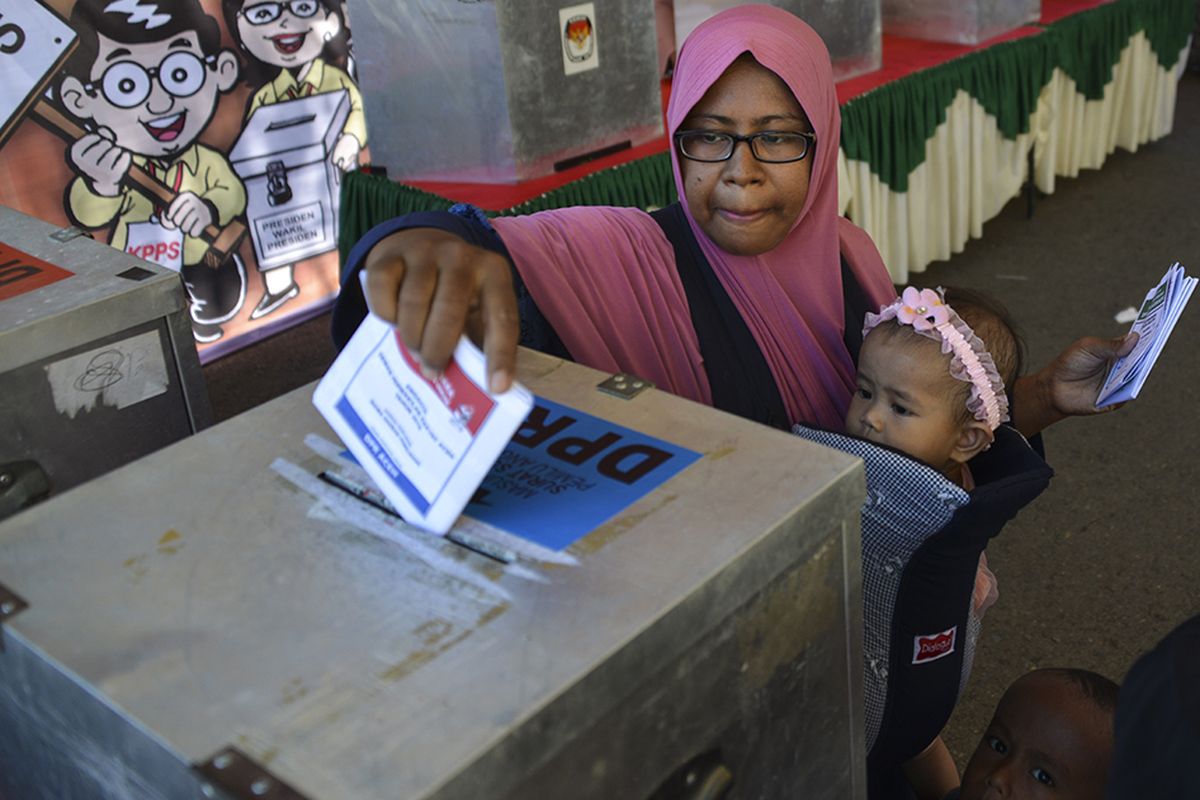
xmin=845 ymin=286 xmax=1021 ymax=482
xmin=960 ymin=668 xmax=1118 ymax=800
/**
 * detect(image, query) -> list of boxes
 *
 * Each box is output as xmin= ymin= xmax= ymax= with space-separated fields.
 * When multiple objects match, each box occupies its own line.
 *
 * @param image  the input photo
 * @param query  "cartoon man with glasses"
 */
xmin=58 ymin=0 xmax=247 ymax=344
xmin=222 ymin=0 xmax=366 ymax=320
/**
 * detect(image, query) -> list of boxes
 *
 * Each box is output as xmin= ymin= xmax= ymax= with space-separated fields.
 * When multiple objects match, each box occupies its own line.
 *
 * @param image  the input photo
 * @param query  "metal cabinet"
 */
xmin=0 ymin=206 xmax=209 ymax=517
xmin=0 ymin=349 xmax=865 ymax=799
xmin=352 ymin=0 xmax=664 ymax=183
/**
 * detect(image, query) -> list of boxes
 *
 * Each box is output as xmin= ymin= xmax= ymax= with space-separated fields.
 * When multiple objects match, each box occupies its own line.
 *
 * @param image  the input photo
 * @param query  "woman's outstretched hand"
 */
xmin=1012 ymin=332 xmax=1139 ymax=436
xmin=362 ymin=228 xmax=520 ymax=393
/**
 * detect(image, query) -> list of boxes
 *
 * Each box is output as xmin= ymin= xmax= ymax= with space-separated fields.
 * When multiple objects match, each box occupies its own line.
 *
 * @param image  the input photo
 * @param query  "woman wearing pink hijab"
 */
xmin=334 ymin=4 xmax=1127 ymax=438
xmin=334 ymin=6 xmax=1132 ymax=795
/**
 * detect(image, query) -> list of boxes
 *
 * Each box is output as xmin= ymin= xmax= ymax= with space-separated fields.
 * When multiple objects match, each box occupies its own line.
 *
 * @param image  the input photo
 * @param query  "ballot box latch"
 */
xmin=195 ymin=746 xmax=309 ymax=800
xmin=49 ymin=225 xmax=90 ymax=243
xmin=597 ymin=372 xmax=655 ymax=400
xmin=0 ymin=583 xmax=28 ymax=627
xmin=648 ymin=748 xmax=734 ymax=800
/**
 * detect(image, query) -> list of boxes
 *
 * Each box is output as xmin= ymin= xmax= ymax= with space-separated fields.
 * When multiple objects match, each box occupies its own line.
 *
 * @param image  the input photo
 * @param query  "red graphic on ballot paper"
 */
xmin=0 ymin=242 xmax=74 ymax=302
xmin=397 ymin=334 xmax=495 ymax=436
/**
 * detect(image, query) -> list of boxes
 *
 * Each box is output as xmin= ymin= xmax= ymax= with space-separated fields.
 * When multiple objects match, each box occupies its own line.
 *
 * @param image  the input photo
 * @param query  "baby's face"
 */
xmin=845 ymin=330 xmax=966 ymax=478
xmin=959 ymin=672 xmax=1112 ymax=800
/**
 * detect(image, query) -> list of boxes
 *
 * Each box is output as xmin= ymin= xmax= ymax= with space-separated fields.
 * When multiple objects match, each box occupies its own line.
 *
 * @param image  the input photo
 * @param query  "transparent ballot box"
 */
xmin=352 ymin=0 xmax=664 ymax=184
xmin=673 ymin=0 xmax=883 ymax=83
xmin=0 ymin=349 xmax=868 ymax=799
xmin=883 ymin=0 xmax=1041 ymax=45
xmin=0 ymin=205 xmax=209 ymax=519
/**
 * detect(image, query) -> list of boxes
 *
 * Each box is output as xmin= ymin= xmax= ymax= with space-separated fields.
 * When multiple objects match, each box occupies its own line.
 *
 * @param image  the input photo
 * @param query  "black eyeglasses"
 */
xmin=674 ymin=130 xmax=816 ymax=164
xmin=240 ymin=0 xmax=321 ymax=25
xmin=84 ymin=53 xmax=215 ymax=108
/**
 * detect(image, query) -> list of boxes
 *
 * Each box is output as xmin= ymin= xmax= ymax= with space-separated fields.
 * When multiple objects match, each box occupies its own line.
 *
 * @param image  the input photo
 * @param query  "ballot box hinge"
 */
xmin=194 ymin=746 xmax=310 ymax=800
xmin=597 ymin=372 xmax=655 ymax=400
xmin=0 ymin=583 xmax=28 ymax=626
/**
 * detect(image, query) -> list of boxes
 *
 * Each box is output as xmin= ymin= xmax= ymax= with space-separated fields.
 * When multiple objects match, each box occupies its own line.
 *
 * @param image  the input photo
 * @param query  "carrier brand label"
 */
xmin=0 ymin=241 xmax=74 ymax=301
xmin=912 ymin=626 xmax=957 ymax=664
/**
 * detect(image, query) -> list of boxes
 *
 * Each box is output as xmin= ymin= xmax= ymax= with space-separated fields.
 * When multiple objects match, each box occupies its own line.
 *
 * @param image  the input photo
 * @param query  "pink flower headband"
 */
xmin=863 ymin=287 xmax=1010 ymax=430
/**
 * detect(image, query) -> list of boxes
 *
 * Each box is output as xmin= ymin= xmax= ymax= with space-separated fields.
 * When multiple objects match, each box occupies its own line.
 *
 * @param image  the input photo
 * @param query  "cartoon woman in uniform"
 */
xmin=222 ymin=0 xmax=366 ymax=320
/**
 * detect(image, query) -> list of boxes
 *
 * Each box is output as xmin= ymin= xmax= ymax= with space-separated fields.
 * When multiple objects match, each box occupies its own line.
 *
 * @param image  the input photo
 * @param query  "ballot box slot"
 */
xmin=553 ymin=139 xmax=632 ymax=173
xmin=195 ymin=746 xmax=309 ymax=800
xmin=316 ymin=469 xmax=516 ymax=564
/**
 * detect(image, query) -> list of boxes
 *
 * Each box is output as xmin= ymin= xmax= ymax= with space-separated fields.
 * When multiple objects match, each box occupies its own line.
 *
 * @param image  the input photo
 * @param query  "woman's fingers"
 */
xmin=361 ymin=229 xmax=520 ymax=389
xmin=363 ymin=244 xmax=405 ymax=325
xmin=418 ymin=247 xmax=475 ymax=373
xmin=478 ymin=254 xmax=520 ymax=392
xmin=1117 ymin=330 xmax=1139 ymax=357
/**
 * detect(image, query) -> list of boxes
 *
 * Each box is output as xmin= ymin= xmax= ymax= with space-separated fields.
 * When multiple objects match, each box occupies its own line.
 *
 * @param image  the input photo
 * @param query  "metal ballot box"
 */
xmin=673 ymin=0 xmax=883 ymax=82
xmin=0 ymin=206 xmax=210 ymax=517
xmin=353 ymin=0 xmax=664 ymax=183
xmin=883 ymin=0 xmax=1040 ymax=44
xmin=0 ymin=350 xmax=866 ymax=800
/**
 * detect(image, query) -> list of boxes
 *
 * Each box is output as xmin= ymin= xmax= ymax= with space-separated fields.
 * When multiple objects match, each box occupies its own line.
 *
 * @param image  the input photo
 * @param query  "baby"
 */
xmin=953 ymin=668 xmax=1118 ymax=800
xmin=847 ymin=286 xmax=1025 ymax=798
xmin=846 ymin=286 xmax=1022 ymax=490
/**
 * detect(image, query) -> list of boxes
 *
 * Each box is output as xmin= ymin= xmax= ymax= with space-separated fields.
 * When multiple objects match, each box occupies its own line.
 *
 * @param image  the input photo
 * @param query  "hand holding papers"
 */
xmin=313 ymin=315 xmax=534 ymax=534
xmin=1096 ymin=262 xmax=1196 ymax=408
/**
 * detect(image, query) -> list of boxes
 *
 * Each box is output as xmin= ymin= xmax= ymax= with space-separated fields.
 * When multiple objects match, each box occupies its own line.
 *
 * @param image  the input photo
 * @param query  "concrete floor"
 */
xmin=203 ymin=70 xmax=1200 ymax=773
xmin=928 ymin=70 xmax=1200 ymax=763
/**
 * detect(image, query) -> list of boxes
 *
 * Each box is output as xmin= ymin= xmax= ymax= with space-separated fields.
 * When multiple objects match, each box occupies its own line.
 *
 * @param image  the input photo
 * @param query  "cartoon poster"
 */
xmin=0 ymin=0 xmax=368 ymax=359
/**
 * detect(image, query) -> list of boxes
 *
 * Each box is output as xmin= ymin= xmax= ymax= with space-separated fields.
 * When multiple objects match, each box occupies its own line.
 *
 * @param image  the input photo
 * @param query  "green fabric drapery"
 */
xmin=1052 ymin=0 xmax=1196 ymax=100
xmin=338 ymin=172 xmax=453 ymax=265
xmin=503 ymin=151 xmax=676 ymax=215
xmin=339 ymin=0 xmax=1196 ymax=254
xmin=840 ymin=33 xmax=1055 ymax=193
xmin=339 ymin=153 xmax=676 ymax=266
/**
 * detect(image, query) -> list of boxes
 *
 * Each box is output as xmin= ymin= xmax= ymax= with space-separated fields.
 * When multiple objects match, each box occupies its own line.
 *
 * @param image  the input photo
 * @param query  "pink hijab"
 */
xmin=493 ymin=4 xmax=894 ymax=428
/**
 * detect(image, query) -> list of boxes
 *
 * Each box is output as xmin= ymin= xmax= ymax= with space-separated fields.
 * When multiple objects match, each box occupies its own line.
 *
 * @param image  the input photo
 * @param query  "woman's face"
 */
xmin=237 ymin=0 xmax=340 ymax=69
xmin=679 ymin=58 xmax=813 ymax=256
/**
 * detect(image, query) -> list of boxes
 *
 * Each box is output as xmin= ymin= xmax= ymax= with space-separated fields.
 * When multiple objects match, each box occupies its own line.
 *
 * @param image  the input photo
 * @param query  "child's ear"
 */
xmin=951 ymin=421 xmax=994 ymax=464
xmin=59 ymin=76 xmax=93 ymax=119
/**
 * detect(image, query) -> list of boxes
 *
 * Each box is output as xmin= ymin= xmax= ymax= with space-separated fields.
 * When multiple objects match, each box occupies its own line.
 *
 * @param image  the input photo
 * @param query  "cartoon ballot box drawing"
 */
xmin=229 ymin=90 xmax=350 ymax=271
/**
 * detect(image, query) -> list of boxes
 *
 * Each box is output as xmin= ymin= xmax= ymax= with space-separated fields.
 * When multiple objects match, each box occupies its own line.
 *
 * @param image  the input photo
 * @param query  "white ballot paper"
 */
xmin=1096 ymin=262 xmax=1196 ymax=408
xmin=313 ymin=315 xmax=534 ymax=534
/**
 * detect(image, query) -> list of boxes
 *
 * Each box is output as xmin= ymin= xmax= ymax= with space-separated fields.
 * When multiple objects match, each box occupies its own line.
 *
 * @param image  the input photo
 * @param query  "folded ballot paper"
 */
xmin=313 ymin=314 xmax=533 ymax=534
xmin=1096 ymin=262 xmax=1196 ymax=408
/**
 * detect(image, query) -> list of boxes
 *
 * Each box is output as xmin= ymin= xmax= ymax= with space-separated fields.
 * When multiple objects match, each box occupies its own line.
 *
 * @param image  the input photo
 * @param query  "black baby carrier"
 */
xmin=792 ymin=424 xmax=1052 ymax=798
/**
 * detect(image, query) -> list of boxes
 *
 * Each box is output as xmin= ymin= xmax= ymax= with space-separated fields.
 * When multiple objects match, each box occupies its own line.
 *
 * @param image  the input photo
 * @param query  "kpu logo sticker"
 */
xmin=912 ymin=626 xmax=957 ymax=664
xmin=559 ymin=3 xmax=598 ymax=75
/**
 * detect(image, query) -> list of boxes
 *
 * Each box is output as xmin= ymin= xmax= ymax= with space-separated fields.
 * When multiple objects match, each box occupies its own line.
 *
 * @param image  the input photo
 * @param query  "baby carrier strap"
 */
xmin=870 ymin=425 xmax=1053 ymax=772
xmin=650 ymin=203 xmax=871 ymax=429
xmin=650 ymin=203 xmax=789 ymax=428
